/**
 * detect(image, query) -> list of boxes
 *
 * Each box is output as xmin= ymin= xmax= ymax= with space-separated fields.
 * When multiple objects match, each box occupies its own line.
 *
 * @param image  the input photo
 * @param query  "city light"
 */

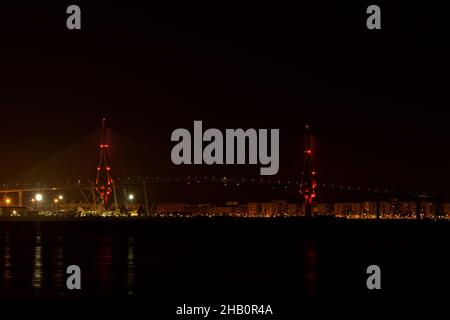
xmin=128 ymin=194 xmax=134 ymax=201
xmin=54 ymin=198 xmax=59 ymax=203
xmin=35 ymin=194 xmax=43 ymax=202
xmin=5 ymin=198 xmax=11 ymax=205
xmin=59 ymin=195 xmax=63 ymax=200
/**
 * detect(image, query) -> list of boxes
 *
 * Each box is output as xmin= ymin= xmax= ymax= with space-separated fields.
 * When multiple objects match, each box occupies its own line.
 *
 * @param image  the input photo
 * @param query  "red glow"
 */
xmin=97 ymin=167 xmax=101 ymax=171
xmin=306 ymin=150 xmax=312 ymax=154
xmin=106 ymin=167 xmax=111 ymax=171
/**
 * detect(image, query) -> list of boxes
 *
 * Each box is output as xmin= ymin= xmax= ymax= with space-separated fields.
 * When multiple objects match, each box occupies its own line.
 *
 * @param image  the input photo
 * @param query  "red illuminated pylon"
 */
xmin=299 ymin=124 xmax=318 ymax=217
xmin=95 ymin=118 xmax=114 ymax=207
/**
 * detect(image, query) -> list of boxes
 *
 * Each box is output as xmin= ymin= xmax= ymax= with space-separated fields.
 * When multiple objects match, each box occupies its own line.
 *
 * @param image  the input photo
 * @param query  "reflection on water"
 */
xmin=2 ymin=235 xmax=12 ymax=289
xmin=96 ymin=236 xmax=113 ymax=293
xmin=0 ymin=232 xmax=139 ymax=297
xmin=51 ymin=237 xmax=64 ymax=291
xmin=305 ymin=238 xmax=318 ymax=302
xmin=0 ymin=220 xmax=445 ymax=302
xmin=127 ymin=237 xmax=135 ymax=296
xmin=32 ymin=234 xmax=43 ymax=290
xmin=1 ymin=228 xmax=320 ymax=298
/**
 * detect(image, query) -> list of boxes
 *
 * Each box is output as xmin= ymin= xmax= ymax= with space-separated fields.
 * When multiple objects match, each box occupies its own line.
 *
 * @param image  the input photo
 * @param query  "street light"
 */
xmin=54 ymin=198 xmax=59 ymax=203
xmin=5 ymin=198 xmax=11 ymax=206
xmin=35 ymin=194 xmax=43 ymax=202
xmin=128 ymin=194 xmax=134 ymax=201
xmin=58 ymin=195 xmax=63 ymax=200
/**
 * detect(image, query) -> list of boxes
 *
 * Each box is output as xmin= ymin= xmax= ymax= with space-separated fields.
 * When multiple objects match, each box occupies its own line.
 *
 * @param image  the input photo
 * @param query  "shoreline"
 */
xmin=0 ymin=216 xmax=448 ymax=223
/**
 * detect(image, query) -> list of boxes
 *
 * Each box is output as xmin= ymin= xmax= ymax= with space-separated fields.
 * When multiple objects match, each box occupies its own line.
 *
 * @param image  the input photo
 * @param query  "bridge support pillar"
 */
xmin=434 ymin=200 xmax=440 ymax=219
xmin=90 ymin=182 xmax=98 ymax=210
xmin=18 ymin=191 xmax=23 ymax=207
xmin=143 ymin=180 xmax=149 ymax=216
xmin=123 ymin=187 xmax=128 ymax=210
xmin=416 ymin=200 xmax=421 ymax=220
xmin=305 ymin=203 xmax=312 ymax=217
xmin=376 ymin=201 xmax=380 ymax=219
xmin=112 ymin=181 xmax=119 ymax=211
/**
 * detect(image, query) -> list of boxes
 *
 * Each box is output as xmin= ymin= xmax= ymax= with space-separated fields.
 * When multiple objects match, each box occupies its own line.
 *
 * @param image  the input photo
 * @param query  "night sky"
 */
xmin=0 ymin=2 xmax=449 ymax=194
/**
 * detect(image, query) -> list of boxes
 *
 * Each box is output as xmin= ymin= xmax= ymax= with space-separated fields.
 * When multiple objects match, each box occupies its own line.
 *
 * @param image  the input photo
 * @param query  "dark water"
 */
xmin=0 ymin=219 xmax=448 ymax=315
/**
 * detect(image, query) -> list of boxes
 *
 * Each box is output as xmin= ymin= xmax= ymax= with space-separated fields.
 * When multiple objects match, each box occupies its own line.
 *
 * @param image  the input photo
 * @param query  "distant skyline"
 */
xmin=0 ymin=3 xmax=449 ymax=194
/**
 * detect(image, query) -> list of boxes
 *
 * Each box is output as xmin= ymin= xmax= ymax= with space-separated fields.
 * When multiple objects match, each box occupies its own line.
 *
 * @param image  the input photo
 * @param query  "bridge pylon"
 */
xmin=94 ymin=118 xmax=114 ymax=209
xmin=299 ymin=124 xmax=318 ymax=217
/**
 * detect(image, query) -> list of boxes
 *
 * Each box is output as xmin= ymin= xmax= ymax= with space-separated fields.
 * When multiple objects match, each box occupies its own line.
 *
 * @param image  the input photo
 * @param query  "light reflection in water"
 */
xmin=52 ymin=237 xmax=64 ymax=290
xmin=32 ymin=234 xmax=43 ymax=290
xmin=96 ymin=236 xmax=113 ymax=293
xmin=2 ymin=235 xmax=12 ymax=289
xmin=305 ymin=238 xmax=318 ymax=302
xmin=127 ymin=237 xmax=135 ymax=295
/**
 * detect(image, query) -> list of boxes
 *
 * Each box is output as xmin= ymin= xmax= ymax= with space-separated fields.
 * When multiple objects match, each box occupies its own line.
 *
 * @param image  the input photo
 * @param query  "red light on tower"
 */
xmin=299 ymin=124 xmax=318 ymax=217
xmin=95 ymin=118 xmax=114 ymax=207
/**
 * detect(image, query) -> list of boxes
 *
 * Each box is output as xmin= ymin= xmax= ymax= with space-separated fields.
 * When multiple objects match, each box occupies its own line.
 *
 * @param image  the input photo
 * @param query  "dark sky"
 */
xmin=0 ymin=2 xmax=449 ymax=194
